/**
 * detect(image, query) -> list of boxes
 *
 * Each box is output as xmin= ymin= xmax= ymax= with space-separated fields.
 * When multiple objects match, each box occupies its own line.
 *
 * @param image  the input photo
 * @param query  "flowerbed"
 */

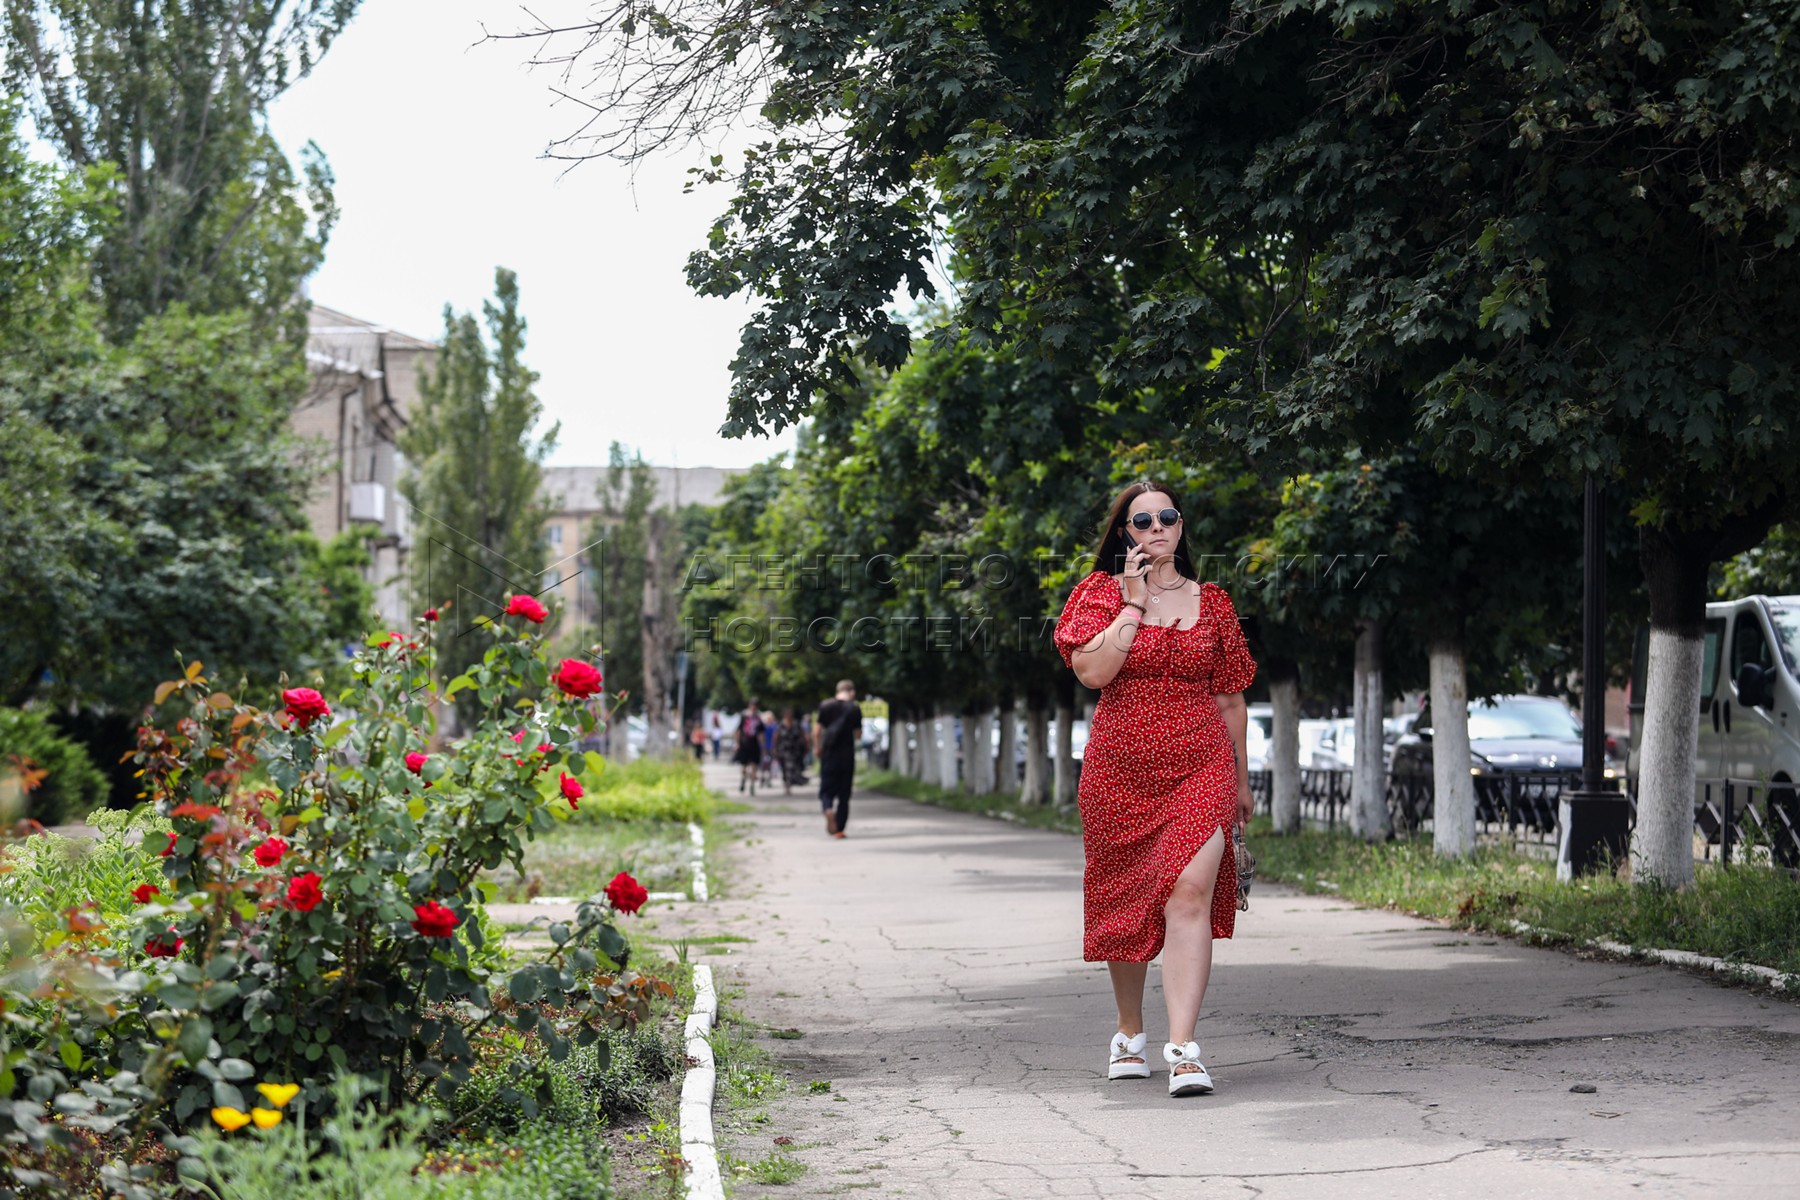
xmin=0 ymin=602 xmax=681 ymax=1196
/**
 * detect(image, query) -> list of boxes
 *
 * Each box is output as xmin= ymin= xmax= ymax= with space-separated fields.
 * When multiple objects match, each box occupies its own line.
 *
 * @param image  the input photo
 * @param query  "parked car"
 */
xmin=1391 ymin=694 xmax=1585 ymax=780
xmin=1295 ymin=717 xmax=1355 ymax=769
xmin=1628 ymin=594 xmax=1800 ymax=865
xmin=1245 ymin=703 xmax=1272 ymax=770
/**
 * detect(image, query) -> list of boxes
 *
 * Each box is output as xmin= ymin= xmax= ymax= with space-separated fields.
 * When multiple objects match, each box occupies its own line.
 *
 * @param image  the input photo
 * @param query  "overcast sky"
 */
xmin=267 ymin=1 xmax=796 ymax=472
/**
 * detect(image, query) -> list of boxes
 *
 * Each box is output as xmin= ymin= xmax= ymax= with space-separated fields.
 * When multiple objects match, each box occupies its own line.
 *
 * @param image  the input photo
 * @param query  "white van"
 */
xmin=1628 ymin=594 xmax=1800 ymax=863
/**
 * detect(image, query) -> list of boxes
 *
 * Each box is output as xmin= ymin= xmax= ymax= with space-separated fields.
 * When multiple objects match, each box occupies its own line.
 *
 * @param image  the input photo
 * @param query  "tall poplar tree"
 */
xmin=401 ymin=268 xmax=558 ymax=717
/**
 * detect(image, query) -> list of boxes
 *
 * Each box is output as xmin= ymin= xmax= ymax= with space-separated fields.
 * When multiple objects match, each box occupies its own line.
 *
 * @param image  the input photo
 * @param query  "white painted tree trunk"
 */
xmin=1270 ymin=675 xmax=1302 ymax=834
xmin=1429 ymin=638 xmax=1476 ymax=859
xmin=917 ymin=712 xmax=942 ymax=787
xmin=994 ymin=701 xmax=1018 ymax=794
xmin=967 ymin=709 xmax=994 ymax=796
xmin=1631 ymin=628 xmax=1701 ymax=888
xmin=1351 ymin=619 xmax=1390 ymax=841
xmin=937 ymin=709 xmax=960 ymax=791
xmin=1052 ymin=694 xmax=1077 ymax=808
xmin=893 ymin=717 xmax=914 ymax=779
xmin=1021 ymin=703 xmax=1051 ymax=805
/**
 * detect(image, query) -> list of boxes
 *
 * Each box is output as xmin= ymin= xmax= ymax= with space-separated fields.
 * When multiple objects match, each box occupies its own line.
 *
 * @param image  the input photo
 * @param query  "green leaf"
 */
xmin=59 ymin=1040 xmax=81 ymax=1072
xmin=177 ymin=1017 xmax=213 ymax=1066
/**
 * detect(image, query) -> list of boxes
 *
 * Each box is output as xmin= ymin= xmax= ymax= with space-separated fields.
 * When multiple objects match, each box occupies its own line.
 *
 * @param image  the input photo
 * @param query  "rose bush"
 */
xmin=0 ymin=605 xmax=661 ymax=1193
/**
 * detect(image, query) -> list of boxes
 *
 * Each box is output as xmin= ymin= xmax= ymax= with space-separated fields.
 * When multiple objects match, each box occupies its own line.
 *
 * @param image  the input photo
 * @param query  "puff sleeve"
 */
xmin=1053 ymin=570 xmax=1123 ymax=670
xmin=1204 ymin=583 xmax=1257 ymax=695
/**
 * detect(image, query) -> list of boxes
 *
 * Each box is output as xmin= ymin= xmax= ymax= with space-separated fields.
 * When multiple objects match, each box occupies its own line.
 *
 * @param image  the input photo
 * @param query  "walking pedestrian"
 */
xmin=813 ymin=680 xmax=863 ymax=838
xmin=732 ymin=700 xmax=764 ymax=795
xmin=1052 ymin=480 xmax=1256 ymax=1098
xmin=709 ymin=712 xmax=723 ymax=759
xmin=760 ymin=708 xmax=779 ymax=787
xmin=776 ymin=708 xmax=809 ymax=794
xmin=688 ymin=721 xmax=708 ymax=762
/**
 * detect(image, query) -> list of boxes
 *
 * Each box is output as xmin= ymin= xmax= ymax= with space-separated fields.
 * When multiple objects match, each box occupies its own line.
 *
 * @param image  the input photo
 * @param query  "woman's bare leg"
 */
xmin=1162 ymin=827 xmax=1226 ymax=1068
xmin=1106 ymin=961 xmax=1149 ymax=1062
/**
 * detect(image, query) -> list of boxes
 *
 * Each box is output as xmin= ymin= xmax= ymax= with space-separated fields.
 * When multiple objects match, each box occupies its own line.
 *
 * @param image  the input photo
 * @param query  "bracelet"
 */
xmin=1120 ymin=601 xmax=1146 ymax=616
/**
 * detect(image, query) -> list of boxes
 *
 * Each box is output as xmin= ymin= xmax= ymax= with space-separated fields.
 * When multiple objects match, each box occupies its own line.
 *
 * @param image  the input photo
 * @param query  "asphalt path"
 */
xmin=674 ymin=759 xmax=1799 ymax=1199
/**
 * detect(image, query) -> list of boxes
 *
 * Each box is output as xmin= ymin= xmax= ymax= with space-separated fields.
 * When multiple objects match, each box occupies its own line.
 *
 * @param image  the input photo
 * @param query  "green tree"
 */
xmin=540 ymin=0 xmax=1800 ymax=886
xmin=3 ymin=0 xmax=354 ymax=338
xmin=400 ymin=268 xmax=558 ymax=718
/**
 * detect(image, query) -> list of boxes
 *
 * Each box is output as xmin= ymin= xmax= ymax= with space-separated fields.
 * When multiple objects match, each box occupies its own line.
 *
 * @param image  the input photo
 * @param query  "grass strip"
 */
xmin=1248 ymin=820 xmax=1800 ymax=980
xmin=867 ymin=770 xmax=1800 ymax=982
xmin=859 ymin=769 xmax=1082 ymax=835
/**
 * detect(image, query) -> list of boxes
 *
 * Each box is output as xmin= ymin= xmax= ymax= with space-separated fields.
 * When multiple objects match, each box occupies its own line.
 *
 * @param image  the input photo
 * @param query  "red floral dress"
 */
xmin=1053 ymin=571 xmax=1257 ymax=962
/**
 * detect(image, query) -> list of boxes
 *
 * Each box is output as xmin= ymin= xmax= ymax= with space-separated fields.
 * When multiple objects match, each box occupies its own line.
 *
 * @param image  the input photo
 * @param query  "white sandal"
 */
xmin=1164 ymin=1041 xmax=1214 ymax=1096
xmin=1107 ymin=1031 xmax=1151 ymax=1080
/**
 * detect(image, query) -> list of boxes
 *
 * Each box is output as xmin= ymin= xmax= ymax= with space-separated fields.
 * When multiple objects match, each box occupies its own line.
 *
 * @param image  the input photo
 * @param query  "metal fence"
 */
xmin=1249 ymin=768 xmax=1800 ymax=870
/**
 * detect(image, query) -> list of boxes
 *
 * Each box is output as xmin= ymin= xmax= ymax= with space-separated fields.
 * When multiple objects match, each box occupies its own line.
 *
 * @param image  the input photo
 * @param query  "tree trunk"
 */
xmin=966 ymin=706 xmax=994 ymax=796
xmin=1632 ymin=528 xmax=1711 ymax=888
xmin=1429 ymin=635 xmax=1475 ymax=859
xmin=994 ymin=698 xmax=1018 ymax=794
xmin=1631 ymin=501 xmax=1788 ymax=884
xmin=1052 ymin=671 xmax=1077 ymax=808
xmin=638 ymin=509 xmax=677 ymax=759
xmin=1351 ymin=618 xmax=1390 ymax=841
xmin=937 ymin=706 xmax=960 ymax=791
xmin=916 ymin=710 xmax=941 ymax=787
xmin=891 ymin=709 xmax=914 ymax=779
xmin=1268 ymin=661 xmax=1302 ymax=834
xmin=1020 ymin=693 xmax=1051 ymax=806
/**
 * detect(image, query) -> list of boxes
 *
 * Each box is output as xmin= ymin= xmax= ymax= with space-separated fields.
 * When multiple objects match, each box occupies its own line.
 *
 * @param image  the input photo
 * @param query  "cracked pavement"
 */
xmin=671 ymin=763 xmax=1800 ymax=1198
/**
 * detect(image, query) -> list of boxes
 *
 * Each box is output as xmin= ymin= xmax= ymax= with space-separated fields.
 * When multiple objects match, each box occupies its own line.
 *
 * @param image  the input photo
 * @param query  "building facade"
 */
xmin=296 ymin=305 xmax=438 ymax=628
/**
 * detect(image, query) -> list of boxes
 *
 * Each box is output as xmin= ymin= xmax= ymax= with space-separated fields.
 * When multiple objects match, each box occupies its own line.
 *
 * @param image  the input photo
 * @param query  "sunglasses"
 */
xmin=1126 ymin=508 xmax=1182 ymax=531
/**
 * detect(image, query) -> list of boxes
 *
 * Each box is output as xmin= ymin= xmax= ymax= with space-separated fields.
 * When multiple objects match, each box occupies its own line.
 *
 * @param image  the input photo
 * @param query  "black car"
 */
xmin=1390 ymin=695 xmax=1585 ymax=832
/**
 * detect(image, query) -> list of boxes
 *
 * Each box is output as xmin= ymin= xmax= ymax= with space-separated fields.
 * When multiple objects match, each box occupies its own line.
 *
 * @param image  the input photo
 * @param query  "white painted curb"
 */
xmin=687 ymin=821 xmax=709 ymax=901
xmin=1509 ymin=920 xmax=1796 ymax=992
xmin=681 ymin=963 xmax=723 ymax=1200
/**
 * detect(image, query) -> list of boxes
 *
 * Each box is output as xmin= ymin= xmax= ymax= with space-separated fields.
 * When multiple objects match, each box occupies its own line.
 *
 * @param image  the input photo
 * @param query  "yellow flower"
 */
xmin=320 ymin=969 xmax=343 ymax=981
xmin=211 ymin=1107 xmax=251 ymax=1132
xmin=255 ymin=1082 xmax=301 ymax=1108
xmin=251 ymin=1107 xmax=283 ymax=1129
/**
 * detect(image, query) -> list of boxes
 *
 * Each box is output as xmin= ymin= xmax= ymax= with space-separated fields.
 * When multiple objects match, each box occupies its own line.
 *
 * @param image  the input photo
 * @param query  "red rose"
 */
xmin=285 ymin=872 xmax=324 ymax=912
xmin=505 ymin=594 xmax=548 ymax=623
xmin=410 ymin=900 xmax=459 ymax=938
xmin=158 ymin=831 xmax=178 ymax=857
xmin=551 ymin=659 xmax=603 ymax=698
xmin=424 ymin=607 xmax=439 ymax=622
xmin=145 ymin=929 xmax=183 ymax=958
xmin=253 ymin=837 xmax=288 ymax=867
xmin=604 ymin=871 xmax=647 ymax=915
xmin=559 ymin=771 xmax=583 ymax=809
xmin=131 ymin=884 xmax=160 ymax=904
xmin=405 ymin=752 xmax=428 ymax=774
xmin=282 ymin=687 xmax=331 ymax=728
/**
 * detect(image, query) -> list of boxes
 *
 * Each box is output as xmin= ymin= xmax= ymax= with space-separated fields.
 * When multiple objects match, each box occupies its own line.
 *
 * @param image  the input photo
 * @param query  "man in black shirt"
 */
xmin=813 ymin=678 xmax=863 ymax=838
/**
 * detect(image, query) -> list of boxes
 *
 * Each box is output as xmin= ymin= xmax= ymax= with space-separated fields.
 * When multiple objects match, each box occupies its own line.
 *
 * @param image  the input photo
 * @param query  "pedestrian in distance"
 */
xmin=759 ymin=708 xmax=778 ymax=787
xmin=813 ymin=680 xmax=863 ymax=838
xmin=732 ymin=700 xmax=764 ymax=795
xmin=1052 ymin=479 xmax=1257 ymax=1098
xmin=709 ymin=712 xmax=723 ymax=759
xmin=688 ymin=721 xmax=707 ymax=762
xmin=776 ymin=708 xmax=809 ymax=794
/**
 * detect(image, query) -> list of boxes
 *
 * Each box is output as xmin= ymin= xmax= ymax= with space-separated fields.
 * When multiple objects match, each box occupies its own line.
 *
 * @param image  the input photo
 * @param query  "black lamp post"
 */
xmin=1559 ymin=474 xmax=1631 ymax=879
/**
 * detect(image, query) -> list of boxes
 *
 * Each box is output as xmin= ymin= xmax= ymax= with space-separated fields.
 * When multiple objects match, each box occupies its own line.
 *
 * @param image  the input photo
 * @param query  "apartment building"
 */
xmin=296 ymin=305 xmax=438 ymax=627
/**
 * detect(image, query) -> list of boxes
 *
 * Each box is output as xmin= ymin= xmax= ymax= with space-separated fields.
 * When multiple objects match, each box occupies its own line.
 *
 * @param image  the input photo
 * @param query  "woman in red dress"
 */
xmin=1053 ymin=480 xmax=1256 ymax=1097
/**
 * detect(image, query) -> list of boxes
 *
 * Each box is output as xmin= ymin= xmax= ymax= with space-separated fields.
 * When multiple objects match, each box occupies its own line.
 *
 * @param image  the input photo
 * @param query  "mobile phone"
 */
xmin=1122 ymin=529 xmax=1138 ymax=551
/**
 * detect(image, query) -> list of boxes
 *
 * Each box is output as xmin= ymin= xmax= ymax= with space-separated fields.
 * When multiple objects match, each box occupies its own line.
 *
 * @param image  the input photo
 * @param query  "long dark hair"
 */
xmin=1090 ymin=479 xmax=1198 ymax=580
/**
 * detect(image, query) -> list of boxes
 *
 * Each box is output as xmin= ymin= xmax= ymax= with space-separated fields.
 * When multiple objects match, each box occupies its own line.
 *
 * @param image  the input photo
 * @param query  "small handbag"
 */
xmin=1233 ymin=825 xmax=1256 ymax=912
